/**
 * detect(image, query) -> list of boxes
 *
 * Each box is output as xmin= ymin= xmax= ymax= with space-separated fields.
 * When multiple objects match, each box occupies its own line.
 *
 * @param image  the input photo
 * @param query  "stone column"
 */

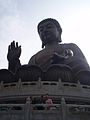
xmin=24 ymin=97 xmax=32 ymax=120
xmin=61 ymin=97 xmax=67 ymax=120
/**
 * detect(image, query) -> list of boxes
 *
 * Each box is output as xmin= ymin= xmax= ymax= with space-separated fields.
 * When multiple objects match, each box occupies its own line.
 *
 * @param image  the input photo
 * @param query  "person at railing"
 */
xmin=43 ymin=94 xmax=53 ymax=110
xmin=32 ymin=95 xmax=45 ymax=110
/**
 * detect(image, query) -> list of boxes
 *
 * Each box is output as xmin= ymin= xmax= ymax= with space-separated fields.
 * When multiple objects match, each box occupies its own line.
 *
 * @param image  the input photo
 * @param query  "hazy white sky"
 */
xmin=0 ymin=0 xmax=90 ymax=69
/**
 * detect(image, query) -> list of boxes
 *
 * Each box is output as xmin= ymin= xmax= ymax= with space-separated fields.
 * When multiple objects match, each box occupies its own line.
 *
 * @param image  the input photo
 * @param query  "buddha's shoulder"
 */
xmin=31 ymin=49 xmax=46 ymax=59
xmin=61 ymin=43 xmax=77 ymax=46
xmin=60 ymin=43 xmax=79 ymax=49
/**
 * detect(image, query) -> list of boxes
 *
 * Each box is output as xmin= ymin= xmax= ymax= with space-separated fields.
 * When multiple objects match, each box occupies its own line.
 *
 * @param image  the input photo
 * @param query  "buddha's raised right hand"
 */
xmin=7 ymin=41 xmax=21 ymax=62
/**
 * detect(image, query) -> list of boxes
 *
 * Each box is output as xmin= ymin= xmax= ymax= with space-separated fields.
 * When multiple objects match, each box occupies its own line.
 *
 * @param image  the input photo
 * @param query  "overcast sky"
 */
xmin=0 ymin=0 xmax=90 ymax=69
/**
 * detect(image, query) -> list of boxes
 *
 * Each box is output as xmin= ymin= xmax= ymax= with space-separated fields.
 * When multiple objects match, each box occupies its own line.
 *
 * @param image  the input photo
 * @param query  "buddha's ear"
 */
xmin=42 ymin=42 xmax=45 ymax=48
xmin=58 ymin=35 xmax=62 ymax=43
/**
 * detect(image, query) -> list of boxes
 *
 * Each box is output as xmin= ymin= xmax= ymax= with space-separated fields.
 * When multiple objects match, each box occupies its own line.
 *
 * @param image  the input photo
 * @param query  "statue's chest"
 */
xmin=36 ymin=47 xmax=64 ymax=64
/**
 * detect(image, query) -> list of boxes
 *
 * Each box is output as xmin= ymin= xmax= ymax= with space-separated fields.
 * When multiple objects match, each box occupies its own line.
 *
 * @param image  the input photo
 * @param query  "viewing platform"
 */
xmin=0 ymin=79 xmax=90 ymax=120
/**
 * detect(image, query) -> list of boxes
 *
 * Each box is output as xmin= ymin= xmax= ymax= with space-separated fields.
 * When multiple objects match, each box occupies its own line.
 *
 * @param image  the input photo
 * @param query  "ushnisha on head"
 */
xmin=37 ymin=18 xmax=62 ymax=48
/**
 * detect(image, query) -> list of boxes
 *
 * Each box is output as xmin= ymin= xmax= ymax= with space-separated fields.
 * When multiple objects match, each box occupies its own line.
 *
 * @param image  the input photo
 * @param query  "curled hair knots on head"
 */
xmin=37 ymin=18 xmax=62 ymax=34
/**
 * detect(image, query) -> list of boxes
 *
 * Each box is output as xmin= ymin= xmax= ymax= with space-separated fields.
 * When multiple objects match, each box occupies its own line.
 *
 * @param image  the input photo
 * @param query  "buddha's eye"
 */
xmin=39 ymin=27 xmax=44 ymax=32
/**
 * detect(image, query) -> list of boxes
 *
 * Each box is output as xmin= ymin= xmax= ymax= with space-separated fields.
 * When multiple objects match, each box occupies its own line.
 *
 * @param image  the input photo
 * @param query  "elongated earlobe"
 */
xmin=42 ymin=43 xmax=44 ymax=48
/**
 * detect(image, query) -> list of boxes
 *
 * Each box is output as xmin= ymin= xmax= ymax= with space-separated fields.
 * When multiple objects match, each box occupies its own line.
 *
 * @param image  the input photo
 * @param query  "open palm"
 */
xmin=7 ymin=41 xmax=21 ymax=61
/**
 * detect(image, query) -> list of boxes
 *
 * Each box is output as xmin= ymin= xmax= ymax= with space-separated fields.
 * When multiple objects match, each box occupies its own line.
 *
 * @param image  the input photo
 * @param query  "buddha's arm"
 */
xmin=8 ymin=59 xmax=21 ymax=73
xmin=7 ymin=41 xmax=21 ymax=73
xmin=69 ymin=43 xmax=89 ymax=65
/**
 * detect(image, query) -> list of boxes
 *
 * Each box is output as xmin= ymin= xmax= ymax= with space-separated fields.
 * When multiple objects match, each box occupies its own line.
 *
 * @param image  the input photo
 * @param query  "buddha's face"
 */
xmin=38 ymin=21 xmax=59 ymax=45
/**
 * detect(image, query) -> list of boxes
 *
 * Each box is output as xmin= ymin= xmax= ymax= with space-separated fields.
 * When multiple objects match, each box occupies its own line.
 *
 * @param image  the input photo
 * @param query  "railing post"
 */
xmin=17 ymin=78 xmax=22 ymax=89
xmin=58 ymin=78 xmax=63 ymax=89
xmin=24 ymin=97 xmax=32 ymax=120
xmin=38 ymin=77 xmax=42 ymax=89
xmin=77 ymin=80 xmax=82 ymax=90
xmin=0 ymin=81 xmax=4 ymax=90
xmin=61 ymin=97 xmax=67 ymax=120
